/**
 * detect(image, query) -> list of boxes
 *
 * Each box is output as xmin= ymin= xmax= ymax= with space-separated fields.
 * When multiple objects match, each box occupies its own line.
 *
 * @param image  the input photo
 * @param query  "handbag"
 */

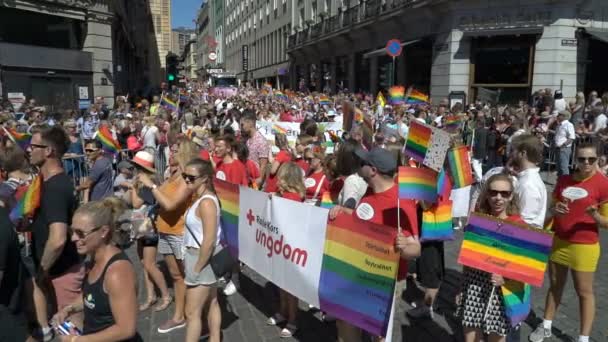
xmin=184 ymin=196 xmax=235 ymax=278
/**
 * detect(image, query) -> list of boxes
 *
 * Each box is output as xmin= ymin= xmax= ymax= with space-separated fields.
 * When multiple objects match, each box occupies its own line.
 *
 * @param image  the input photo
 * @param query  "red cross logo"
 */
xmin=246 ymin=209 xmax=255 ymax=226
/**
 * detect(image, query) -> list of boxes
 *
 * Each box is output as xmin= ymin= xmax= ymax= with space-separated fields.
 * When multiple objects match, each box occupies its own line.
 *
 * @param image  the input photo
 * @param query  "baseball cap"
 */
xmin=355 ymin=147 xmax=397 ymax=174
xmin=117 ymin=160 xmax=132 ymax=170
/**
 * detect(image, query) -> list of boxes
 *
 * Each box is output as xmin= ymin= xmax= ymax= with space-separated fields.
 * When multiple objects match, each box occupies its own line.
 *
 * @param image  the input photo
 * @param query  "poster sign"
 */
xmin=7 ymin=92 xmax=26 ymax=111
xmin=256 ymin=121 xmax=343 ymax=153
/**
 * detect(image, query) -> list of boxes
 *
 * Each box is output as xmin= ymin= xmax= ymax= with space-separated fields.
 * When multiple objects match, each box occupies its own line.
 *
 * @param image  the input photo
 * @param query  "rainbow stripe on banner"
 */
xmin=271 ymin=124 xmax=287 ymax=135
xmin=10 ymin=175 xmax=42 ymax=225
xmin=320 ymin=192 xmax=334 ymax=209
xmin=319 ymin=95 xmax=331 ymax=106
xmin=4 ymin=127 xmax=32 ymax=150
xmin=501 ymin=280 xmax=532 ymax=327
xmin=398 ymin=166 xmax=438 ymax=203
xmin=388 ymin=86 xmax=405 ymax=105
xmin=214 ymin=180 xmax=240 ymax=258
xmin=406 ymin=89 xmax=429 ymax=104
xmin=404 ymin=121 xmax=432 ymax=163
xmin=96 ymin=125 xmax=121 ymax=155
xmin=421 ymin=200 xmax=453 ymax=241
xmin=458 ymin=212 xmax=554 ymax=287
xmin=447 ymin=146 xmax=474 ymax=188
xmin=319 ymin=214 xmax=400 ymax=337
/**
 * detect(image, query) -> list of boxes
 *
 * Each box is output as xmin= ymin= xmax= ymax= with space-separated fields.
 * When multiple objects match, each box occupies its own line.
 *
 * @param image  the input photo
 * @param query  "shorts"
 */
xmin=550 ymin=237 xmax=600 ymax=272
xmin=139 ymin=233 xmax=159 ymax=247
xmin=416 ymin=241 xmax=445 ymax=289
xmin=51 ymin=263 xmax=85 ymax=310
xmin=158 ymin=233 xmax=184 ymax=260
xmin=183 ymin=247 xmax=220 ymax=287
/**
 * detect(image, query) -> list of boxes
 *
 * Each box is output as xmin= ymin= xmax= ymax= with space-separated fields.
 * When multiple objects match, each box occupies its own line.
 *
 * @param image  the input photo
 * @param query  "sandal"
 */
xmin=266 ymin=313 xmax=286 ymax=326
xmin=153 ymin=295 xmax=173 ymax=312
xmin=280 ymin=323 xmax=297 ymax=338
xmin=139 ymin=296 xmax=157 ymax=311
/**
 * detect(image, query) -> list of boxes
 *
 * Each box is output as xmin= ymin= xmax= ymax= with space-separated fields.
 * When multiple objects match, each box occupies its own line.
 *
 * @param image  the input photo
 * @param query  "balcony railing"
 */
xmin=287 ymin=0 xmax=421 ymax=49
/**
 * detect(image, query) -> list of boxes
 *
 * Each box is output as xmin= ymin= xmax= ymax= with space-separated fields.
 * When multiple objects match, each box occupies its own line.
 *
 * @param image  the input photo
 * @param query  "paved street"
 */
xmin=129 ymin=228 xmax=608 ymax=342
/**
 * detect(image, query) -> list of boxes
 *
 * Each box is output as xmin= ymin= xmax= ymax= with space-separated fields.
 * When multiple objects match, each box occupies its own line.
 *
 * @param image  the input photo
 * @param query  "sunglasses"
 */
xmin=70 ymin=225 xmax=103 ymax=239
xmin=85 ymin=149 xmax=99 ymax=153
xmin=577 ymin=157 xmax=598 ymax=164
xmin=181 ymin=173 xmax=202 ymax=183
xmin=488 ymin=189 xmax=512 ymax=198
xmin=30 ymin=143 xmax=48 ymax=149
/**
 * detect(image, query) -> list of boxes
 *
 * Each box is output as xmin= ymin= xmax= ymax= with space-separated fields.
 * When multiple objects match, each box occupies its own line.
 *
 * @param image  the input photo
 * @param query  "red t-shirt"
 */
xmin=264 ymin=150 xmax=292 ymax=193
xmin=294 ymin=158 xmax=309 ymax=175
xmin=244 ymin=159 xmax=260 ymax=186
xmin=215 ymin=159 xmax=248 ymax=186
xmin=354 ymin=184 xmax=418 ymax=280
xmin=281 ymin=191 xmax=304 ymax=202
xmin=126 ymin=135 xmax=142 ymax=151
xmin=552 ymin=172 xmax=608 ymax=244
xmin=305 ymin=171 xmax=330 ymax=199
xmin=199 ymin=149 xmax=222 ymax=165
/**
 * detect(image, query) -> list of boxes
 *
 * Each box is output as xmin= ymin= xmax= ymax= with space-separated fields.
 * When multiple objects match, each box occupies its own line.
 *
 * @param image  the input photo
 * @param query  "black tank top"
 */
xmin=82 ymin=252 xmax=142 ymax=341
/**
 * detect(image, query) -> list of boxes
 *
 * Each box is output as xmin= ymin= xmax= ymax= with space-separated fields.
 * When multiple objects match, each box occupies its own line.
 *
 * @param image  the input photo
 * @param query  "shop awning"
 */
xmin=462 ymin=27 xmax=544 ymax=37
xmin=363 ymin=39 xmax=421 ymax=59
xmin=586 ymin=28 xmax=608 ymax=43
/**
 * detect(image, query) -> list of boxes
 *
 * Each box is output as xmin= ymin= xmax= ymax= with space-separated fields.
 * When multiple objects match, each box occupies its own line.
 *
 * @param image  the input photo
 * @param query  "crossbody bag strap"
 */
xmin=311 ymin=175 xmax=326 ymax=201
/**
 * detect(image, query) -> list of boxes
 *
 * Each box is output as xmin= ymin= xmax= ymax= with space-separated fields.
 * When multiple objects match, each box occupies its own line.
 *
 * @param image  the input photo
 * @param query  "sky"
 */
xmin=171 ymin=0 xmax=202 ymax=29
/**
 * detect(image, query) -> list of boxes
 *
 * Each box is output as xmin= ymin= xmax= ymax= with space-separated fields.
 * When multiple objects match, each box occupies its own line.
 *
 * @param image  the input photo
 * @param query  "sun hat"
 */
xmin=130 ymin=150 xmax=156 ymax=173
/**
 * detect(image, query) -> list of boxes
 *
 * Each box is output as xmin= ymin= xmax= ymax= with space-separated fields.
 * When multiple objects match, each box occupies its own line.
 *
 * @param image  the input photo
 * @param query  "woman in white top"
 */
xmin=181 ymin=158 xmax=222 ymax=342
xmin=141 ymin=116 xmax=159 ymax=152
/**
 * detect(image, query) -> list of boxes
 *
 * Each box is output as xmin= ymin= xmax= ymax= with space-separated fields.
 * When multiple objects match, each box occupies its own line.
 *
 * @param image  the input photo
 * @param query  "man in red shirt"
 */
xmin=214 ymin=135 xmax=248 ymax=186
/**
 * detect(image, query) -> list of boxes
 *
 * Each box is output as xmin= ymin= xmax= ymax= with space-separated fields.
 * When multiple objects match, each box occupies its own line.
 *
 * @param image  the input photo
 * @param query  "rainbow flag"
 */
xmin=406 ymin=89 xmax=429 ymax=104
xmin=388 ymin=86 xmax=405 ymax=105
xmin=271 ymin=124 xmax=287 ymax=135
xmin=398 ymin=166 xmax=438 ymax=203
xmin=404 ymin=121 xmax=432 ymax=164
xmin=319 ymin=95 xmax=331 ymax=106
xmin=214 ymin=180 xmax=240 ymax=258
xmin=9 ymin=175 xmax=42 ymax=225
xmin=320 ymin=192 xmax=334 ymax=209
xmin=444 ymin=115 xmax=462 ymax=132
xmin=4 ymin=127 xmax=31 ymax=150
xmin=421 ymin=200 xmax=453 ymax=241
xmin=275 ymin=91 xmax=288 ymax=101
xmin=447 ymin=146 xmax=474 ymax=188
xmin=436 ymin=169 xmax=453 ymax=199
xmin=458 ymin=212 xmax=554 ymax=287
xmin=501 ymin=280 xmax=532 ymax=327
xmin=160 ymin=96 xmax=178 ymax=111
xmin=319 ymin=214 xmax=400 ymax=337
xmin=96 ymin=125 xmax=121 ymax=155
xmin=377 ymin=92 xmax=386 ymax=108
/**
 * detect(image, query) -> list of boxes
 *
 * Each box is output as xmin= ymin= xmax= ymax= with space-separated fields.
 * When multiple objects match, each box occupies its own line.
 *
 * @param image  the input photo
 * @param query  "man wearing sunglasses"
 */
xmin=76 ymin=140 xmax=113 ymax=201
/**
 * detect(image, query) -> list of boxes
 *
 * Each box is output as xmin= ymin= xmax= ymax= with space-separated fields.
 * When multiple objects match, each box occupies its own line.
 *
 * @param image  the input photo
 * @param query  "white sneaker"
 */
xmin=223 ymin=280 xmax=237 ymax=296
xmin=529 ymin=326 xmax=551 ymax=342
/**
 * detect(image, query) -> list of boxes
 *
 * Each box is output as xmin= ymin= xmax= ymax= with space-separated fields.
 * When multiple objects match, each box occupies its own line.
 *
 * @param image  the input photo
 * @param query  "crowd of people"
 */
xmin=0 ymin=84 xmax=606 ymax=342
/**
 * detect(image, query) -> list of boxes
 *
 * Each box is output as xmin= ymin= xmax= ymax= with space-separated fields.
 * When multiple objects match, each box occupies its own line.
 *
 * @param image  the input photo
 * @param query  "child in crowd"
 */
xmin=235 ymin=144 xmax=260 ymax=189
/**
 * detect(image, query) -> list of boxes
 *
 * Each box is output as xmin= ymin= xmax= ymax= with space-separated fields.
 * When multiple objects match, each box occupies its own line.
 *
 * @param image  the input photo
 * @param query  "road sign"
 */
xmin=209 ymin=52 xmax=217 ymax=61
xmin=385 ymin=39 xmax=402 ymax=57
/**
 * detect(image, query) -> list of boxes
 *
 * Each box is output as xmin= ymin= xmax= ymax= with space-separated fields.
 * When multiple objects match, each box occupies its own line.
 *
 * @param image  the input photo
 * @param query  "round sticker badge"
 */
xmin=305 ymin=178 xmax=316 ymax=188
xmin=216 ymin=171 xmax=226 ymax=181
xmin=356 ymin=203 xmax=375 ymax=220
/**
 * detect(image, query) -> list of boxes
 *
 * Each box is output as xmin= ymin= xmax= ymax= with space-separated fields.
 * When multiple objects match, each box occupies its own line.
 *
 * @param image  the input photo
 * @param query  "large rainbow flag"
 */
xmin=404 ymin=120 xmax=432 ymax=164
xmin=406 ymin=89 xmax=429 ymax=104
xmin=447 ymin=146 xmax=474 ymax=188
xmin=96 ymin=125 xmax=121 ymax=155
xmin=10 ymin=175 xmax=42 ymax=225
xmin=318 ymin=214 xmax=400 ymax=337
xmin=458 ymin=212 xmax=554 ymax=287
xmin=398 ymin=166 xmax=438 ymax=203
xmin=214 ymin=180 xmax=240 ymax=258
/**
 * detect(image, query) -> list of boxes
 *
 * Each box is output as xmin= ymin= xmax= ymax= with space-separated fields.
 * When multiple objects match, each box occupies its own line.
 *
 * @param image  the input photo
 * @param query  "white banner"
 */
xmin=238 ymin=187 xmax=328 ymax=307
xmin=256 ymin=121 xmax=344 ymax=153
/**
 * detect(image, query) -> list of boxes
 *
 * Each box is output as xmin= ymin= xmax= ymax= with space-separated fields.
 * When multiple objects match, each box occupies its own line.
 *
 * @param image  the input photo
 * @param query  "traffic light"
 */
xmin=166 ymin=53 xmax=179 ymax=87
xmin=379 ymin=62 xmax=394 ymax=89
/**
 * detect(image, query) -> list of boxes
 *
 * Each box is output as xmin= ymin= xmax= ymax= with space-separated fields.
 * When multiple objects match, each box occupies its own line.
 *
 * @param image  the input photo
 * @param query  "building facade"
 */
xmin=287 ymin=0 xmax=608 ymax=103
xmin=150 ymin=0 xmax=172 ymax=69
xmin=172 ymin=27 xmax=195 ymax=55
xmin=224 ymin=0 xmax=292 ymax=88
xmin=182 ymin=34 xmax=199 ymax=81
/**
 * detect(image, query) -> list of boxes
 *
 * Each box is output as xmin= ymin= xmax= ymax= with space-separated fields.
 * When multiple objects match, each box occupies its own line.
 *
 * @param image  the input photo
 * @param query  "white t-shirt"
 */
xmin=515 ymin=167 xmax=547 ymax=228
xmin=594 ymin=113 xmax=607 ymax=133
xmin=553 ymin=98 xmax=567 ymax=115
xmin=142 ymin=125 xmax=159 ymax=149
xmin=554 ymin=120 xmax=575 ymax=147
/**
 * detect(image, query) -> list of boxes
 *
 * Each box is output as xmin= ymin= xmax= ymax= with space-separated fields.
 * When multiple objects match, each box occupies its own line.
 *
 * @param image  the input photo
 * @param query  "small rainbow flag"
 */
xmin=501 ymin=280 xmax=532 ymax=327
xmin=96 ymin=125 xmax=121 ymax=155
xmin=421 ymin=200 xmax=453 ymax=241
xmin=398 ymin=166 xmax=438 ymax=203
xmin=320 ymin=192 xmax=334 ymax=209
xmin=436 ymin=169 xmax=453 ymax=199
xmin=319 ymin=95 xmax=331 ymax=106
xmin=444 ymin=115 xmax=462 ymax=132
xmin=271 ymin=124 xmax=287 ymax=135
xmin=404 ymin=121 xmax=432 ymax=164
xmin=9 ymin=175 xmax=42 ymax=225
xmin=214 ymin=180 xmax=240 ymax=258
xmin=388 ymin=86 xmax=405 ymax=105
xmin=319 ymin=214 xmax=400 ymax=337
xmin=447 ymin=146 xmax=474 ymax=188
xmin=4 ymin=127 xmax=31 ymax=150
xmin=275 ymin=91 xmax=288 ymax=101
xmin=458 ymin=212 xmax=554 ymax=287
xmin=160 ymin=97 xmax=178 ymax=111
xmin=327 ymin=130 xmax=341 ymax=143
xmin=406 ymin=89 xmax=429 ymax=104
xmin=377 ymin=92 xmax=386 ymax=108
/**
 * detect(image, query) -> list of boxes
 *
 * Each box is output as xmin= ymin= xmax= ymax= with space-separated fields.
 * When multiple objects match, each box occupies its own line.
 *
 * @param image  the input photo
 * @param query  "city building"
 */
xmin=224 ymin=0 xmax=292 ymax=88
xmin=195 ymin=2 xmax=214 ymax=77
xmin=182 ymin=33 xmax=199 ymax=81
xmin=172 ymin=27 xmax=195 ymax=55
xmin=212 ymin=0 xmax=225 ymax=66
xmin=150 ymin=0 xmax=172 ymax=69
xmin=287 ymin=0 xmax=608 ymax=103
xmin=0 ymin=0 xmax=160 ymax=110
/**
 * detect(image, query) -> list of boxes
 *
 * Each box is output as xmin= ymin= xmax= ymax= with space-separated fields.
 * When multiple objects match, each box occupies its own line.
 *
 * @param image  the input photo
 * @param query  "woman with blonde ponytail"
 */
xmin=51 ymin=197 xmax=141 ymax=341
